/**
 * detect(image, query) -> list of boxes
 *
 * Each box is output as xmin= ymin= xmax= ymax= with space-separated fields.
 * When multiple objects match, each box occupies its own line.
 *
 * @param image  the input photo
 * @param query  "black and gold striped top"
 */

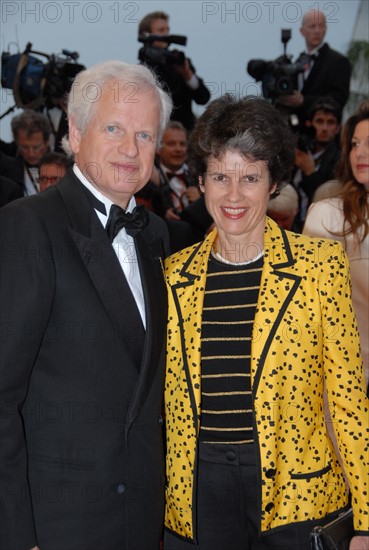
xmin=199 ymin=252 xmax=263 ymax=444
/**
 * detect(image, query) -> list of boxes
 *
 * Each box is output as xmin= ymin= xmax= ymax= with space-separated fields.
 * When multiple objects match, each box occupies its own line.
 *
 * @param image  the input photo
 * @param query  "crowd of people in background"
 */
xmin=0 ymin=6 xmax=367 ymax=379
xmin=0 ymin=6 xmax=368 ymax=550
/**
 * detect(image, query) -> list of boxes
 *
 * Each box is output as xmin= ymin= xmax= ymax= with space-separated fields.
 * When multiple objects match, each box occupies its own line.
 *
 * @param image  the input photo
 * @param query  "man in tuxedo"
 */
xmin=151 ymin=121 xmax=212 ymax=251
xmin=156 ymin=121 xmax=200 ymax=219
xmin=138 ymin=11 xmax=210 ymax=131
xmin=0 ymin=60 xmax=172 ymax=550
xmin=277 ymin=9 xmax=351 ymax=123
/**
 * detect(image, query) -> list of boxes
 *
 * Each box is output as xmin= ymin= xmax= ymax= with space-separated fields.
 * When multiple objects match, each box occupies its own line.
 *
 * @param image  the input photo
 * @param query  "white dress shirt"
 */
xmin=73 ymin=164 xmax=146 ymax=329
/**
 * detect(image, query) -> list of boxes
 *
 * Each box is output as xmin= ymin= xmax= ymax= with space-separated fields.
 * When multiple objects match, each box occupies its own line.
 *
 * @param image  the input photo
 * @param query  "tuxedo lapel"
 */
xmin=56 ymin=173 xmax=145 ymax=364
xmin=57 ymin=173 xmax=168 ymax=422
xmin=127 ymin=228 xmax=168 ymax=422
xmin=302 ymin=43 xmax=328 ymax=93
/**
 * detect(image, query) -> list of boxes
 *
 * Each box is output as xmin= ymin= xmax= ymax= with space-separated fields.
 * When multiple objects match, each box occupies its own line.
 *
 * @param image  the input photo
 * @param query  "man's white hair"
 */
xmin=62 ymin=60 xmax=172 ymax=155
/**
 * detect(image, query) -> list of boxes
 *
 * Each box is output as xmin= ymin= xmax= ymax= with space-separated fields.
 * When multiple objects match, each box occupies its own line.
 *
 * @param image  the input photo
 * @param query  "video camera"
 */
xmin=1 ymin=42 xmax=85 ymax=114
xmin=138 ymin=34 xmax=187 ymax=68
xmin=289 ymin=113 xmax=316 ymax=152
xmin=247 ymin=30 xmax=307 ymax=101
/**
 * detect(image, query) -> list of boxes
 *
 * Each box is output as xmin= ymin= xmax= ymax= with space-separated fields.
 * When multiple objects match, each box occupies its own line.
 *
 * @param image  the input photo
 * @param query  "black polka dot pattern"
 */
xmin=164 ymin=218 xmax=369 ymax=541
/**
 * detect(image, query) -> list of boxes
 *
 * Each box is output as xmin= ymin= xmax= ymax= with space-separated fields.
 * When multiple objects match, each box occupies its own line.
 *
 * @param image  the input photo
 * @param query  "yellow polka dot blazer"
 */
xmin=164 ymin=218 xmax=369 ymax=542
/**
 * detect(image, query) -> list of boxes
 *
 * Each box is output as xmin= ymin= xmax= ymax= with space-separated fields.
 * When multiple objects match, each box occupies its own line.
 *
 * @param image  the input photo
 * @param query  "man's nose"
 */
xmin=118 ymin=134 xmax=138 ymax=156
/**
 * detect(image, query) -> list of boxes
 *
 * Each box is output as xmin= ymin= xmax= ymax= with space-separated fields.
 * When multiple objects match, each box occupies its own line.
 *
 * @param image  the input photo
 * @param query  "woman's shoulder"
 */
xmin=302 ymin=197 xmax=344 ymax=239
xmin=165 ymin=241 xmax=204 ymax=272
xmin=308 ymin=196 xmax=344 ymax=215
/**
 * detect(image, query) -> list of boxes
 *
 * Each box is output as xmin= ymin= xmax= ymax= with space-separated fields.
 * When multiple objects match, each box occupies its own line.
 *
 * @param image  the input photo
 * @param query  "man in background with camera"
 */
xmin=277 ymin=8 xmax=351 ymax=123
xmin=291 ymin=96 xmax=342 ymax=228
xmin=138 ymin=11 xmax=210 ymax=132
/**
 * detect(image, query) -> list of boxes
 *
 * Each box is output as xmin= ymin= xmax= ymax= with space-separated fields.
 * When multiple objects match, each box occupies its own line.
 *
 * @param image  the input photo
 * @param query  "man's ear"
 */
xmin=68 ymin=117 xmax=81 ymax=154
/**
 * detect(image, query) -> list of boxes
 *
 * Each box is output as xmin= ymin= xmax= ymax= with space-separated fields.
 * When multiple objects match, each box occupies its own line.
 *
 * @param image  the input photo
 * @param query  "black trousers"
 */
xmin=164 ymin=442 xmax=342 ymax=550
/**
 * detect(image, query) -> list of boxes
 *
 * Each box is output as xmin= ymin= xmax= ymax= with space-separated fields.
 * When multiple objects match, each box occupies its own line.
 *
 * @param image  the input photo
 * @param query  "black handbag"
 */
xmin=310 ymin=508 xmax=354 ymax=550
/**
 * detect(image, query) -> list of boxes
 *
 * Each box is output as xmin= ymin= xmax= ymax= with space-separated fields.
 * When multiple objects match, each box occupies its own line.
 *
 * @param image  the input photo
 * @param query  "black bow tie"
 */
xmin=167 ymin=171 xmax=186 ymax=182
xmin=106 ymin=204 xmax=149 ymax=241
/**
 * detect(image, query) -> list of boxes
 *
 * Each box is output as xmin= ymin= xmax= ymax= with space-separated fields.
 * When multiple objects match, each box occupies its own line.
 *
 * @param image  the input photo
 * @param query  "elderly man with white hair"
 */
xmin=0 ymin=60 xmax=172 ymax=550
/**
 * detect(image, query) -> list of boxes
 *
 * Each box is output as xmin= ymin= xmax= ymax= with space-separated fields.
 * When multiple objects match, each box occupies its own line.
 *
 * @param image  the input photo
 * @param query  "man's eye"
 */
xmin=138 ymin=132 xmax=152 ymax=141
xmin=107 ymin=126 xmax=118 ymax=133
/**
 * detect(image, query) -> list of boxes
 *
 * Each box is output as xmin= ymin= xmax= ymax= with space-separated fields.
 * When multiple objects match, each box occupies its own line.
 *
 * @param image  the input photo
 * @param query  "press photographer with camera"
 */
xmin=276 ymin=9 xmax=351 ymax=122
xmin=138 ymin=11 xmax=211 ymax=132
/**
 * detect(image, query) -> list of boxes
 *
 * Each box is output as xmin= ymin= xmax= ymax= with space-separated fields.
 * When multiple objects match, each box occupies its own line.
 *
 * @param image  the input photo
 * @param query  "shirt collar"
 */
xmin=305 ymin=42 xmax=325 ymax=56
xmin=160 ymin=162 xmax=187 ymax=175
xmin=73 ymin=164 xmax=137 ymax=227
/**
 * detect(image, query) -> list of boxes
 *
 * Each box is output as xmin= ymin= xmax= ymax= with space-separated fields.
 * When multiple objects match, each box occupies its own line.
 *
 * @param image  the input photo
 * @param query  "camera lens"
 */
xmin=277 ymin=77 xmax=293 ymax=94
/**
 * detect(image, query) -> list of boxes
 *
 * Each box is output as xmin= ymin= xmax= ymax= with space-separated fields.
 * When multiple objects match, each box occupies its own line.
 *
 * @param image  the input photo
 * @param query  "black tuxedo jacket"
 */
xmin=0 ymin=171 xmax=170 ymax=550
xmin=299 ymin=43 xmax=351 ymax=120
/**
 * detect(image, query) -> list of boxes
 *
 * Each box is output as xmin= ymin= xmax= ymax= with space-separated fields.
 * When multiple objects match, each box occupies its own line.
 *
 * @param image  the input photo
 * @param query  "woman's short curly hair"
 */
xmin=187 ymin=94 xmax=296 ymax=193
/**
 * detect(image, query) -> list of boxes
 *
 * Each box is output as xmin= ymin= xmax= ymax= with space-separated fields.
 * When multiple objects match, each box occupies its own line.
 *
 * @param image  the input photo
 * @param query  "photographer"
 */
xmin=138 ymin=11 xmax=210 ymax=131
xmin=277 ymin=9 xmax=351 ymax=122
xmin=291 ymin=96 xmax=342 ymax=228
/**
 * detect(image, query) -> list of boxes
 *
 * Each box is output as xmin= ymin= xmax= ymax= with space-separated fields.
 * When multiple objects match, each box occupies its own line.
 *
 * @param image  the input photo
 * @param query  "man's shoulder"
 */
xmin=321 ymin=43 xmax=350 ymax=65
xmin=143 ymin=209 xmax=170 ymax=252
xmin=146 ymin=209 xmax=167 ymax=231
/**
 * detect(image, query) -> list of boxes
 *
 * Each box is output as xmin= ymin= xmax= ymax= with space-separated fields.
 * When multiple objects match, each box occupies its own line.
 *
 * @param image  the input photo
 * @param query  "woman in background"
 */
xmin=303 ymin=100 xmax=369 ymax=388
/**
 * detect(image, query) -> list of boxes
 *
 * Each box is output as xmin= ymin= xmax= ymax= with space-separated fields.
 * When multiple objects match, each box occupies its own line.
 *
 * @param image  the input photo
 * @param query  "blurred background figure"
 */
xmin=38 ymin=151 xmax=72 ymax=192
xmin=303 ymin=99 xmax=369 ymax=389
xmin=267 ymin=182 xmax=299 ymax=230
xmin=277 ymin=9 xmax=351 ymax=123
xmin=0 ymin=110 xmax=51 ymax=195
xmin=156 ymin=121 xmax=200 ymax=219
xmin=137 ymin=120 xmax=212 ymax=252
xmin=291 ymin=96 xmax=342 ymax=228
xmin=0 ymin=175 xmax=23 ymax=207
xmin=138 ymin=11 xmax=210 ymax=132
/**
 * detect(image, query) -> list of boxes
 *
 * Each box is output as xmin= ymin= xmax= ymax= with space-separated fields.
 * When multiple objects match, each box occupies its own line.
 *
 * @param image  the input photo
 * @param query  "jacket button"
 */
xmin=226 ymin=451 xmax=236 ymax=462
xmin=265 ymin=468 xmax=276 ymax=479
xmin=116 ymin=483 xmax=126 ymax=494
xmin=265 ymin=502 xmax=274 ymax=513
xmin=158 ymin=415 xmax=164 ymax=425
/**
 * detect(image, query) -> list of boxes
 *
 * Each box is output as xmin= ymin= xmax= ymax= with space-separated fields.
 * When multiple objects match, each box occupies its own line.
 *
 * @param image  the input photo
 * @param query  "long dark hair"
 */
xmin=336 ymin=99 xmax=369 ymax=242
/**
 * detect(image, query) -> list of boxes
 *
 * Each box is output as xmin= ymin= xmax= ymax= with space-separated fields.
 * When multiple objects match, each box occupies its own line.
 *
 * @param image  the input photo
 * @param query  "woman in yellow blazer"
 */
xmin=164 ymin=96 xmax=369 ymax=550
